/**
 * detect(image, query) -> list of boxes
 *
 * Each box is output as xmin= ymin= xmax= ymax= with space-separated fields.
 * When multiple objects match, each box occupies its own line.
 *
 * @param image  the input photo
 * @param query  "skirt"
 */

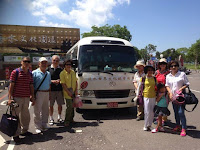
xmin=154 ymin=105 xmax=170 ymax=116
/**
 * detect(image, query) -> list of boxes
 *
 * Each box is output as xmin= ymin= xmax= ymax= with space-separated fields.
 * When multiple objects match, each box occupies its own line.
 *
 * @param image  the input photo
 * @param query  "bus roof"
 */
xmin=77 ymin=36 xmax=133 ymax=47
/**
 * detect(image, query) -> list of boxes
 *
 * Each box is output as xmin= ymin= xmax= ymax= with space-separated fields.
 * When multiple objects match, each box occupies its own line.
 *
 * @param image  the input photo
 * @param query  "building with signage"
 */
xmin=0 ymin=24 xmax=80 ymax=79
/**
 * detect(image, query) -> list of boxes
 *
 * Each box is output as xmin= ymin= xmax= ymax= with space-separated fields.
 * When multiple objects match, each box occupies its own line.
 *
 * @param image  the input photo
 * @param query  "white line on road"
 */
xmin=0 ymin=134 xmax=6 ymax=148
xmin=191 ymin=89 xmax=200 ymax=93
xmin=7 ymin=138 xmax=15 ymax=150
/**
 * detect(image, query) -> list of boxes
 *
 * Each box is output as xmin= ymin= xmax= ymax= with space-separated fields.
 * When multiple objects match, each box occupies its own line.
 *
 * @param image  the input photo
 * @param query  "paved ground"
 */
xmin=0 ymin=72 xmax=200 ymax=150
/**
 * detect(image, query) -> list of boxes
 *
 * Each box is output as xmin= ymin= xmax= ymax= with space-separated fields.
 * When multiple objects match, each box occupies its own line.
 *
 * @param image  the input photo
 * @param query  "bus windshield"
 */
xmin=78 ymin=45 xmax=137 ymax=73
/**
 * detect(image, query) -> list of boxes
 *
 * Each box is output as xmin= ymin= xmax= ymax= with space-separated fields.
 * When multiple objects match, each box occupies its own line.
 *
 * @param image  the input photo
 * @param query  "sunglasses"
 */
xmin=170 ymin=65 xmax=178 ymax=68
xmin=23 ymin=60 xmax=31 ymax=63
xmin=65 ymin=64 xmax=71 ymax=66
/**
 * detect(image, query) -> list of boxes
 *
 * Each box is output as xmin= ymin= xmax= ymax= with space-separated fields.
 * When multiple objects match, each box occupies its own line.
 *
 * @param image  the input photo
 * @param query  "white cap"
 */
xmin=39 ymin=57 xmax=48 ymax=62
xmin=134 ymin=60 xmax=145 ymax=69
xmin=159 ymin=58 xmax=167 ymax=63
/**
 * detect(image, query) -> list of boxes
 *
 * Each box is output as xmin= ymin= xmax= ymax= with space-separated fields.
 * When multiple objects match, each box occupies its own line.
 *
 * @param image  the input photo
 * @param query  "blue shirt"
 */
xmin=157 ymin=95 xmax=168 ymax=107
xmin=32 ymin=69 xmax=51 ymax=90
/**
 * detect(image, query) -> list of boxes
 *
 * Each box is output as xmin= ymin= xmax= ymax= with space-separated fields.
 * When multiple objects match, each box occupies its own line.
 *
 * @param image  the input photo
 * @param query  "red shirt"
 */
xmin=155 ymin=70 xmax=170 ymax=84
xmin=10 ymin=68 xmax=33 ymax=97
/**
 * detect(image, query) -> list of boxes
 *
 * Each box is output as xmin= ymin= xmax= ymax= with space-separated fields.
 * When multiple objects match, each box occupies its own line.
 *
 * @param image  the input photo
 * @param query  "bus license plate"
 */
xmin=107 ymin=102 xmax=118 ymax=108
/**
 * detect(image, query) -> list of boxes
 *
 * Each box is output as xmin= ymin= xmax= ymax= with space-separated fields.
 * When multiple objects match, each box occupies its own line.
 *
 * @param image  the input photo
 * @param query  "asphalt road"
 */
xmin=0 ymin=72 xmax=200 ymax=150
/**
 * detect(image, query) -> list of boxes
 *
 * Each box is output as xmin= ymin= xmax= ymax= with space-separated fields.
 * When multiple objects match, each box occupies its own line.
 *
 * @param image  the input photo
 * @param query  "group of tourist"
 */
xmin=8 ymin=55 xmax=77 ymax=143
xmin=133 ymin=58 xmax=189 ymax=136
xmin=7 ymin=55 xmax=190 ymax=144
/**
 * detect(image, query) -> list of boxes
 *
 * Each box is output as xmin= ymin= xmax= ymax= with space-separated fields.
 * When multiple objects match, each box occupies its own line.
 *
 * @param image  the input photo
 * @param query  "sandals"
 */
xmin=173 ymin=125 xmax=182 ymax=132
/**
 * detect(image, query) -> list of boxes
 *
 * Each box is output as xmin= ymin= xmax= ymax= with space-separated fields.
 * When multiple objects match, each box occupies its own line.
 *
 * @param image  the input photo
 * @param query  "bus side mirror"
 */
xmin=72 ymin=59 xmax=78 ymax=68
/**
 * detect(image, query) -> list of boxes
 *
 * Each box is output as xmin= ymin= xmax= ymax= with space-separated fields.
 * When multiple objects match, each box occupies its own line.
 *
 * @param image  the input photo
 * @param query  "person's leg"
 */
xmin=56 ymin=91 xmax=65 ymax=121
xmin=178 ymin=105 xmax=187 ymax=129
xmin=143 ymin=97 xmax=149 ymax=128
xmin=172 ymin=103 xmax=181 ymax=126
xmin=13 ymin=97 xmax=23 ymax=137
xmin=42 ymin=92 xmax=49 ymax=128
xmin=137 ymin=105 xmax=144 ymax=120
xmin=49 ymin=91 xmax=56 ymax=121
xmin=20 ymin=97 xmax=30 ymax=134
xmin=64 ymin=99 xmax=73 ymax=125
xmin=34 ymin=92 xmax=43 ymax=130
xmin=157 ymin=116 xmax=162 ymax=127
xmin=148 ymin=98 xmax=156 ymax=127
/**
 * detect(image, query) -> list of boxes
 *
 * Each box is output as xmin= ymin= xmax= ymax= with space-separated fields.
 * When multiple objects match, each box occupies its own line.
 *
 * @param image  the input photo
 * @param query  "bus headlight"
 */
xmin=80 ymin=90 xmax=95 ymax=97
xmin=129 ymin=89 xmax=135 ymax=97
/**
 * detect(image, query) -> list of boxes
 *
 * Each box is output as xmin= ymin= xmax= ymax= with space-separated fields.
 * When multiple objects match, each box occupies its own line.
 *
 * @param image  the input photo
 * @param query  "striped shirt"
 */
xmin=10 ymin=68 xmax=33 ymax=97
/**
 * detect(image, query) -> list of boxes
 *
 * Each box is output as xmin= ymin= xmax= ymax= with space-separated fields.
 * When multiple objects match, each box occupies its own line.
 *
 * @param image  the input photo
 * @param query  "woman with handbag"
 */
xmin=133 ymin=60 xmax=145 ymax=121
xmin=165 ymin=60 xmax=190 ymax=137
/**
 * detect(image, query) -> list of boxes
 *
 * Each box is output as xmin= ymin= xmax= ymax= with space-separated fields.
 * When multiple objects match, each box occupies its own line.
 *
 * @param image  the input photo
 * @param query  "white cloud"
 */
xmin=39 ymin=20 xmax=71 ymax=28
xmin=24 ymin=0 xmax=130 ymax=28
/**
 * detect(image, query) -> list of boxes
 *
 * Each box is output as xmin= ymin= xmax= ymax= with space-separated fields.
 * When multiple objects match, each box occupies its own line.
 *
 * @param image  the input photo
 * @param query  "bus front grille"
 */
xmin=94 ymin=90 xmax=130 ymax=98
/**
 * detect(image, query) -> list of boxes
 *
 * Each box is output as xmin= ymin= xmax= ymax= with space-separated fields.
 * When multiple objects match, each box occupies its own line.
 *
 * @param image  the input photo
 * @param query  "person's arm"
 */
xmin=30 ymin=84 xmax=35 ymax=105
xmin=136 ymin=78 xmax=142 ymax=97
xmin=61 ymin=83 xmax=73 ymax=97
xmin=133 ymin=82 xmax=138 ymax=89
xmin=178 ymin=73 xmax=190 ymax=92
xmin=156 ymin=93 xmax=164 ymax=102
xmin=8 ymin=82 xmax=15 ymax=105
xmin=166 ymin=86 xmax=172 ymax=100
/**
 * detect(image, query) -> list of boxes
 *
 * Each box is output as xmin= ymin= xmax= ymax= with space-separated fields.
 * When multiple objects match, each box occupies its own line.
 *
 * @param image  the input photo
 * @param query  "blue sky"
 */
xmin=0 ymin=0 xmax=200 ymax=52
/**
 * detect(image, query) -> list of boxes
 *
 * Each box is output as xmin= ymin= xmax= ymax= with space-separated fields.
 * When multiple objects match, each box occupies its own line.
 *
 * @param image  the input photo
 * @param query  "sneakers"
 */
xmin=143 ymin=127 xmax=148 ymax=131
xmin=35 ymin=129 xmax=42 ymax=134
xmin=151 ymin=128 xmax=159 ymax=133
xmin=20 ymin=131 xmax=33 ymax=136
xmin=143 ymin=126 xmax=154 ymax=131
xmin=180 ymin=129 xmax=186 ymax=137
xmin=13 ymin=136 xmax=21 ymax=143
xmin=173 ymin=125 xmax=182 ymax=132
xmin=49 ymin=119 xmax=54 ymax=126
xmin=151 ymin=127 xmax=165 ymax=133
xmin=57 ymin=118 xmax=64 ymax=123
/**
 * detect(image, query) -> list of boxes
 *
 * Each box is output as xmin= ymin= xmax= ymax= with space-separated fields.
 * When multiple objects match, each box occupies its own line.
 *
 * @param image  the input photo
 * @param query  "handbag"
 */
xmin=183 ymin=87 xmax=199 ymax=112
xmin=0 ymin=106 xmax=19 ymax=137
xmin=137 ymin=77 xmax=145 ymax=105
xmin=73 ymin=95 xmax=83 ymax=108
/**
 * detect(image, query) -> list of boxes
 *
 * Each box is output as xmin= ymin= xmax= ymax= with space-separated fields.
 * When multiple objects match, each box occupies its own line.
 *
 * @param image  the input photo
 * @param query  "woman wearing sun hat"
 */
xmin=136 ymin=65 xmax=157 ymax=131
xmin=133 ymin=60 xmax=146 ymax=121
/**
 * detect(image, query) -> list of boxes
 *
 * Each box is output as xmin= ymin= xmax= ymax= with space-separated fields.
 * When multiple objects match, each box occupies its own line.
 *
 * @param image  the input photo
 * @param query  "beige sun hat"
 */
xmin=134 ymin=60 xmax=145 ymax=69
xmin=159 ymin=58 xmax=167 ymax=63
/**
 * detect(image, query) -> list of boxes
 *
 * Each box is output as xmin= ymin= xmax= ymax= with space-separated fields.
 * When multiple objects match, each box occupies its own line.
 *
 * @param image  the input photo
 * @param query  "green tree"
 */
xmin=133 ymin=46 xmax=141 ymax=60
xmin=81 ymin=24 xmax=132 ymax=41
xmin=145 ymin=44 xmax=157 ymax=55
xmin=155 ymin=51 xmax=160 ymax=59
xmin=176 ymin=47 xmax=188 ymax=62
xmin=162 ymin=48 xmax=179 ymax=60
xmin=139 ymin=48 xmax=148 ymax=63
xmin=189 ymin=39 xmax=200 ymax=69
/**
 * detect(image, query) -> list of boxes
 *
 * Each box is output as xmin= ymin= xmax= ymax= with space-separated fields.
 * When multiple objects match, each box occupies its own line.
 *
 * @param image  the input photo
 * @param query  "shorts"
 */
xmin=50 ymin=91 xmax=65 ymax=106
xmin=154 ymin=105 xmax=170 ymax=116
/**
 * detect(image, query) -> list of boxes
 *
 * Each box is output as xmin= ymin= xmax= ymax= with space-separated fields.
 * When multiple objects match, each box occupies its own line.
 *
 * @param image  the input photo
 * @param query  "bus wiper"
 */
xmin=100 ymin=71 xmax=113 ymax=76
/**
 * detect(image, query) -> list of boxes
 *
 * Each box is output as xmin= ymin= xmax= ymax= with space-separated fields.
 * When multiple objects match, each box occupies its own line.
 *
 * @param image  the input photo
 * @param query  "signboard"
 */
xmin=4 ymin=56 xmax=23 ymax=62
xmin=0 ymin=25 xmax=80 ymax=49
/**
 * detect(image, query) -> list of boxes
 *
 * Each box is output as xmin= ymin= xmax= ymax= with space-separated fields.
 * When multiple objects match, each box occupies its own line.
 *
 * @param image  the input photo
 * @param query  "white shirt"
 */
xmin=165 ymin=71 xmax=189 ymax=100
xmin=133 ymin=71 xmax=145 ymax=94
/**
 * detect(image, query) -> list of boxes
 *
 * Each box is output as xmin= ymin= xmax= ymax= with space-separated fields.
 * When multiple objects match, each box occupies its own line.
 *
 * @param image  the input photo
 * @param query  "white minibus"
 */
xmin=66 ymin=36 xmax=137 ymax=109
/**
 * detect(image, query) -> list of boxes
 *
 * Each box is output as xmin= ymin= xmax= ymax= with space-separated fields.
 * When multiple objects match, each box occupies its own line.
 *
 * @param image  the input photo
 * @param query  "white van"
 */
xmin=66 ymin=36 xmax=137 ymax=109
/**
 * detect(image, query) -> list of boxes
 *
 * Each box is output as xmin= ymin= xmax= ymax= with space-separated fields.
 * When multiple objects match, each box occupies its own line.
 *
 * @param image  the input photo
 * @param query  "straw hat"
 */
xmin=159 ymin=58 xmax=167 ymax=63
xmin=134 ymin=60 xmax=145 ymax=69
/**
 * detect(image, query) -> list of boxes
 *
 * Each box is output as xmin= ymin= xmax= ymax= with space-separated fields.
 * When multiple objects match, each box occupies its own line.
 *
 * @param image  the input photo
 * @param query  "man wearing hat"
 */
xmin=133 ymin=60 xmax=146 ymax=121
xmin=32 ymin=57 xmax=51 ymax=133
